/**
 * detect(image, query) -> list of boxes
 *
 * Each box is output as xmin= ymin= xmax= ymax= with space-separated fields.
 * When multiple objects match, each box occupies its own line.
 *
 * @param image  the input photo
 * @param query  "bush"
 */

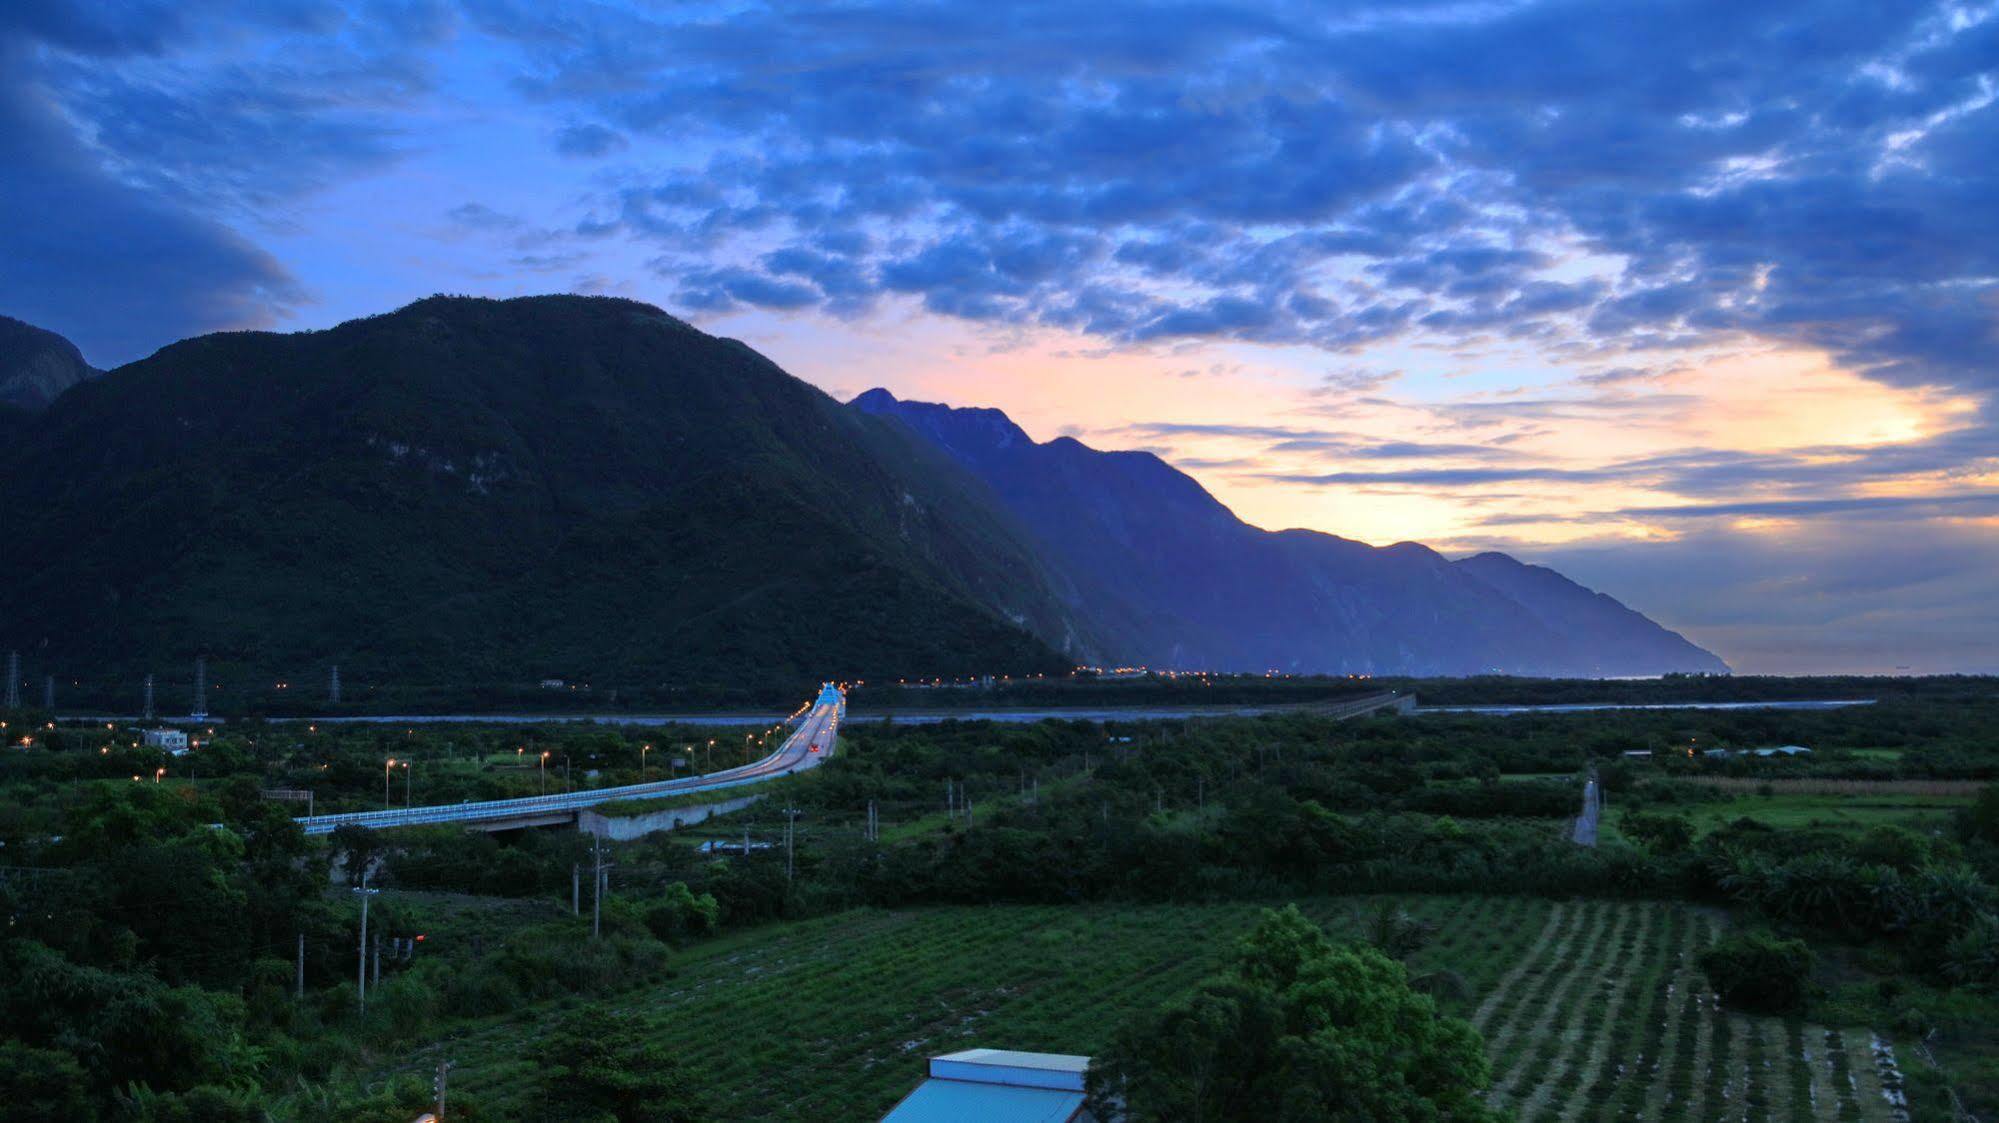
xmin=1699 ymin=929 xmax=1815 ymax=1013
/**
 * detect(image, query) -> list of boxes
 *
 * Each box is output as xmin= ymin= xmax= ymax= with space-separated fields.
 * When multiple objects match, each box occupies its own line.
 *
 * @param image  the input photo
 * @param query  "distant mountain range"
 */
xmin=854 ymin=390 xmax=1726 ymax=677
xmin=0 ymin=296 xmax=1723 ymax=702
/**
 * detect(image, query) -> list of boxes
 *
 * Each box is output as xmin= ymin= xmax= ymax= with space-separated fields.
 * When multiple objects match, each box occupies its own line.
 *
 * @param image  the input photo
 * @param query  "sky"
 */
xmin=3 ymin=0 xmax=1997 ymax=674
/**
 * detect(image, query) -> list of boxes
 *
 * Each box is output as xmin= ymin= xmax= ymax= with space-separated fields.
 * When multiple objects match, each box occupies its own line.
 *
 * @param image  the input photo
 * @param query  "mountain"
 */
xmin=1453 ymin=552 xmax=1725 ymax=675
xmin=853 ymin=388 xmax=1728 ymax=677
xmin=0 ymin=296 xmax=1092 ymax=704
xmin=0 ymin=315 xmax=99 ymax=412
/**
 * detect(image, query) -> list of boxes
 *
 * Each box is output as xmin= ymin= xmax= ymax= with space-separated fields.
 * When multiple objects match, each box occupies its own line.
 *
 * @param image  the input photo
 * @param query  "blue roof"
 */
xmin=881 ymin=1079 xmax=1086 ymax=1123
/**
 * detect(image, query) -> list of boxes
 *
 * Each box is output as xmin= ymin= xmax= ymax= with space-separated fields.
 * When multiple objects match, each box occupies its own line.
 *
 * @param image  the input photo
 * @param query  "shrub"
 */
xmin=1699 ymin=929 xmax=1815 ymax=1013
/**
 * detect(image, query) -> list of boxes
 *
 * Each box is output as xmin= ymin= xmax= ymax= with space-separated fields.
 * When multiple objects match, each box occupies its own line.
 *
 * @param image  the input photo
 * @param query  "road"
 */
xmin=295 ymin=684 xmax=844 ymax=835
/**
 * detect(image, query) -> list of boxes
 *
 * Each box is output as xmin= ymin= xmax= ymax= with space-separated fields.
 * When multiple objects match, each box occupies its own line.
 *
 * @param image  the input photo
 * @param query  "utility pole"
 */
xmin=296 ymin=932 xmax=305 ymax=999
xmin=3 ymin=650 xmax=17 ymax=709
xmin=42 ymin=675 xmax=53 ymax=711
xmin=329 ymin=664 xmax=341 ymax=705
xmin=352 ymin=879 xmax=380 ymax=1011
xmin=434 ymin=1060 xmax=452 ymax=1122
xmin=142 ymin=673 xmax=155 ymax=720
xmin=784 ymin=808 xmax=796 ymax=880
xmin=571 ymin=864 xmax=581 ymax=914
xmin=591 ymin=836 xmax=612 ymax=938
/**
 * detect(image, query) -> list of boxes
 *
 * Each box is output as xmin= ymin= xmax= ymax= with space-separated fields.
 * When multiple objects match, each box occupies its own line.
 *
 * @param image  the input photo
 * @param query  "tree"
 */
xmin=1086 ymin=906 xmax=1499 ymax=1122
xmin=1622 ymin=811 xmax=1694 ymax=855
xmin=538 ymin=1006 xmax=709 ymax=1122
xmin=1699 ymin=929 xmax=1815 ymax=1013
xmin=330 ymin=824 xmax=385 ymax=887
xmin=0 ymin=1040 xmax=91 ymax=1121
xmin=1957 ymin=783 xmax=1999 ymax=847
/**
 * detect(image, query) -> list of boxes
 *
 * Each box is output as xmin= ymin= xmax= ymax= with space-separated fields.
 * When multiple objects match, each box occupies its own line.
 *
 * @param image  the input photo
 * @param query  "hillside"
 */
xmin=0 ymin=314 xmax=98 ymax=412
xmin=0 ymin=297 xmax=1089 ymax=705
xmin=853 ymin=389 xmax=1727 ymax=677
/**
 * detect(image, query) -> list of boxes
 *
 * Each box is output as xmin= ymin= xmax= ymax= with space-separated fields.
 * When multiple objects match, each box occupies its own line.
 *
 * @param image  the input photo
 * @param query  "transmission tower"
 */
xmin=143 ymin=673 xmax=156 ymax=720
xmin=330 ymin=664 xmax=341 ymax=705
xmin=3 ymin=650 xmax=17 ymax=710
xmin=193 ymin=656 xmax=208 ymax=718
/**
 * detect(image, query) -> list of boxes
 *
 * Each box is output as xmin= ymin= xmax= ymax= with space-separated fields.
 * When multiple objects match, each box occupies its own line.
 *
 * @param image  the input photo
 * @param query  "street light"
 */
xmin=154 ymin=767 xmax=165 ymax=783
xmin=641 ymin=743 xmax=651 ymax=780
xmin=540 ymin=750 xmax=550 ymax=794
xmin=385 ymin=758 xmax=396 ymax=807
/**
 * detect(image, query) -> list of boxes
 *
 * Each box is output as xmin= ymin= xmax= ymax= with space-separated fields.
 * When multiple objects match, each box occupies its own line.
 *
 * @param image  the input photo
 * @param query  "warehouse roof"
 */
xmin=881 ymin=1049 xmax=1094 ymax=1122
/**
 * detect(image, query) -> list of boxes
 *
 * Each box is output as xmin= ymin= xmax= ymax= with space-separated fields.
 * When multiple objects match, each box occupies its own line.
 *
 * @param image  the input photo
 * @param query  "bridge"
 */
xmin=295 ymin=684 xmax=844 ymax=835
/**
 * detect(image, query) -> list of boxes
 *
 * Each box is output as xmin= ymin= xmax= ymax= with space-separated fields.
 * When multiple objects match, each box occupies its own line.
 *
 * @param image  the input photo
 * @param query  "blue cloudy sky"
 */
xmin=4 ymin=0 xmax=1998 ymax=672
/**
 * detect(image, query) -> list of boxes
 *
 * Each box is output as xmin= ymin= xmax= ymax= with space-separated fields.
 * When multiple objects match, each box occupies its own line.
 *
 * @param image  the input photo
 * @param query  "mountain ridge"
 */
xmin=0 ymin=296 xmax=1089 ymax=702
xmin=0 ymin=314 xmax=100 ymax=412
xmin=853 ymin=387 xmax=1728 ymax=677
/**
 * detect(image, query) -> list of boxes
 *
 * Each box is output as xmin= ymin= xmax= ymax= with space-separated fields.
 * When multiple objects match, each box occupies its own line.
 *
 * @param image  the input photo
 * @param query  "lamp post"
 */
xmin=641 ymin=743 xmax=650 ymax=780
xmin=539 ymin=750 xmax=550 ymax=794
xmin=154 ymin=766 xmax=165 ymax=784
xmin=384 ymin=759 xmax=396 ymax=808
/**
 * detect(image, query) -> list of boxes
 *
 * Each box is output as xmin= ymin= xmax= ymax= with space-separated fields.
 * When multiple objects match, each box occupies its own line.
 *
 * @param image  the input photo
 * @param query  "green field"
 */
xmin=389 ymin=896 xmax=1906 ymax=1121
xmin=1670 ymin=791 xmax=1970 ymax=835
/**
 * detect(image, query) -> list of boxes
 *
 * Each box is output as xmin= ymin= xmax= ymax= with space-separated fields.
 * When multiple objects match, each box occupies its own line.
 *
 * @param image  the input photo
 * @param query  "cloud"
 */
xmin=451 ymin=0 xmax=1999 ymax=423
xmin=0 ymin=31 xmax=302 ymax=365
xmin=1509 ymin=518 xmax=1999 ymax=674
xmin=554 ymin=121 xmax=625 ymax=158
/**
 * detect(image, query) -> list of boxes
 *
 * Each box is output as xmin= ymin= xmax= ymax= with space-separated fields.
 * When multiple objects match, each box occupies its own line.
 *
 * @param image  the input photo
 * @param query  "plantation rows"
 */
xmin=407 ymin=897 xmax=1907 ymax=1121
xmin=1456 ymin=898 xmax=1907 ymax=1122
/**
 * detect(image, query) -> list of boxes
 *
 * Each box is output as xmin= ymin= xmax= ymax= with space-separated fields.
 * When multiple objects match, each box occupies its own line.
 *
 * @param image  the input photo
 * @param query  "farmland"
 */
xmin=381 ymin=896 xmax=1907 ymax=1122
xmin=1660 ymin=788 xmax=1974 ymax=836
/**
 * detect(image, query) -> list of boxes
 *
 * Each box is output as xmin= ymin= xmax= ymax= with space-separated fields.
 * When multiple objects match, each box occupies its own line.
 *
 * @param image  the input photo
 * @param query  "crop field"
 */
xmin=1671 ymin=790 xmax=1971 ymax=836
xmin=401 ymin=897 xmax=1908 ymax=1121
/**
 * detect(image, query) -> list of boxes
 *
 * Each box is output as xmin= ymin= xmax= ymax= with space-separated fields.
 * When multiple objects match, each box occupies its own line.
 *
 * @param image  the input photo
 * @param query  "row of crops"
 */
xmin=1456 ymin=898 xmax=1907 ymax=1121
xmin=406 ymin=896 xmax=1907 ymax=1121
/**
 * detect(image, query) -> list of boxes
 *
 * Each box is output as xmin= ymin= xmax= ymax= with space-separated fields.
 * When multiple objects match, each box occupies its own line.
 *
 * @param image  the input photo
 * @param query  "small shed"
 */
xmin=881 ymin=1049 xmax=1097 ymax=1123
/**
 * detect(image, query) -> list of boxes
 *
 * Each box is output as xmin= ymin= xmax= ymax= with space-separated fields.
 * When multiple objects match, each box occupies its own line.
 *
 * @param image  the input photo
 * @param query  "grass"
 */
xmin=382 ymin=896 xmax=1909 ymax=1122
xmin=1670 ymin=791 xmax=1971 ymax=835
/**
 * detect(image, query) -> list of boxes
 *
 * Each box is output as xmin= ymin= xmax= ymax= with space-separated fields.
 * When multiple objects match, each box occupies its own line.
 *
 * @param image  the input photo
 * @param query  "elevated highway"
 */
xmin=296 ymin=684 xmax=843 ymax=835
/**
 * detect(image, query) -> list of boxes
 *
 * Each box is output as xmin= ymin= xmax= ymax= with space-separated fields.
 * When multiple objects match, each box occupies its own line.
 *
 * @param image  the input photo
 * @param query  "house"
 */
xmin=882 ymin=1049 xmax=1098 ymax=1122
xmin=1752 ymin=745 xmax=1813 ymax=758
xmin=1621 ymin=750 xmax=1653 ymax=759
xmin=141 ymin=728 xmax=189 ymax=754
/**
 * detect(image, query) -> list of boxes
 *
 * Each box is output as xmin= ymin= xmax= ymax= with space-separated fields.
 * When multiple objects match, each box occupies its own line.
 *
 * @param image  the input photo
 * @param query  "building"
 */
xmin=1752 ymin=745 xmax=1813 ymax=758
xmin=882 ymin=1049 xmax=1098 ymax=1122
xmin=141 ymin=728 xmax=189 ymax=754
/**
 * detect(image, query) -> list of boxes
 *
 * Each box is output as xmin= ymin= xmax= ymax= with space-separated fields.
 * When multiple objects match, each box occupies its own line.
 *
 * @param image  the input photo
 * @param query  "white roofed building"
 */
xmin=881 ymin=1049 xmax=1098 ymax=1123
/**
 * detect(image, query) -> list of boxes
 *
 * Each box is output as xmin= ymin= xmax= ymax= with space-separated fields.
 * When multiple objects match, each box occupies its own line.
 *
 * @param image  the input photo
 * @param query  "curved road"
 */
xmin=297 ymin=684 xmax=844 ymax=835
